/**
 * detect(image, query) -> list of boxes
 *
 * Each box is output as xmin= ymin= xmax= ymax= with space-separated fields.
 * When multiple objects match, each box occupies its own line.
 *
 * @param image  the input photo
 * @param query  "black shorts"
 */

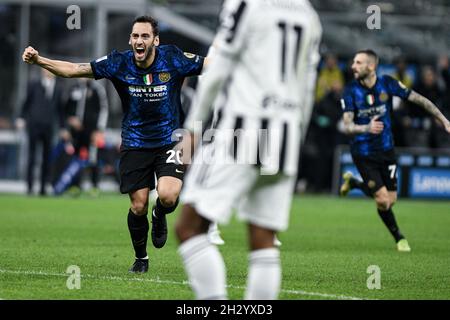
xmin=119 ymin=143 xmax=184 ymax=194
xmin=352 ymin=149 xmax=398 ymax=194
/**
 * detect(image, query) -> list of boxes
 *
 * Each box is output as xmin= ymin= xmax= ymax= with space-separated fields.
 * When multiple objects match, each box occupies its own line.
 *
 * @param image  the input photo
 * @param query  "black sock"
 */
xmin=350 ymin=178 xmax=373 ymax=198
xmin=377 ymin=208 xmax=404 ymax=243
xmin=127 ymin=209 xmax=149 ymax=259
xmin=154 ymin=197 xmax=179 ymax=217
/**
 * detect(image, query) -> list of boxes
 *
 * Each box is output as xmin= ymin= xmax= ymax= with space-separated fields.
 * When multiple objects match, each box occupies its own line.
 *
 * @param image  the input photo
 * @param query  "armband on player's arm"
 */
xmin=202 ymin=57 xmax=210 ymax=70
xmin=22 ymin=46 xmax=93 ymax=78
xmin=200 ymin=43 xmax=218 ymax=74
xmin=408 ymin=91 xmax=450 ymax=133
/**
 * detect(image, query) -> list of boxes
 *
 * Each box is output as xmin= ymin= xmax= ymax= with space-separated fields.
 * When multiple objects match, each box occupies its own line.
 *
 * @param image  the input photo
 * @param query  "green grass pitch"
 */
xmin=0 ymin=193 xmax=449 ymax=300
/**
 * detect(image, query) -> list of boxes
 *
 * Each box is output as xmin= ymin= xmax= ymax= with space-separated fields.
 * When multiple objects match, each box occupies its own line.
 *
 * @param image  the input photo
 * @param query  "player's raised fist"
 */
xmin=22 ymin=46 xmax=39 ymax=64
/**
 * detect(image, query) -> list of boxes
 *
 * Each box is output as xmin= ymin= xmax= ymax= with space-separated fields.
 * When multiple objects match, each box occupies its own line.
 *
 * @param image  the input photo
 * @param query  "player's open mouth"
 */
xmin=135 ymin=47 xmax=146 ymax=59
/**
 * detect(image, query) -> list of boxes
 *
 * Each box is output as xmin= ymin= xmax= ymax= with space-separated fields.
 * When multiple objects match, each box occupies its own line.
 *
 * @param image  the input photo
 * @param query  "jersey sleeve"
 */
xmin=213 ymin=0 xmax=252 ymax=58
xmin=173 ymin=46 xmax=205 ymax=77
xmin=90 ymin=50 xmax=121 ymax=80
xmin=183 ymin=0 xmax=251 ymax=132
xmin=341 ymin=86 xmax=355 ymax=113
xmin=384 ymin=75 xmax=411 ymax=100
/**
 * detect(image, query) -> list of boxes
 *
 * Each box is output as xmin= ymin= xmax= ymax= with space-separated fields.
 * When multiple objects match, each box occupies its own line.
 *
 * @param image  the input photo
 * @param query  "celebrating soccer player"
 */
xmin=22 ymin=16 xmax=207 ymax=273
xmin=339 ymin=49 xmax=450 ymax=252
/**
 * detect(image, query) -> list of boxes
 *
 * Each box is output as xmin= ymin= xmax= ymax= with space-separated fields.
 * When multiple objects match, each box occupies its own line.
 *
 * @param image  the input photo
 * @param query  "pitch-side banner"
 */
xmin=333 ymin=146 xmax=450 ymax=199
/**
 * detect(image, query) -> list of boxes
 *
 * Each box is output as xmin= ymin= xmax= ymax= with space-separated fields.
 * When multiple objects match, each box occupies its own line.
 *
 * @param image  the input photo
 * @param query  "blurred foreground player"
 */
xmin=176 ymin=0 xmax=322 ymax=299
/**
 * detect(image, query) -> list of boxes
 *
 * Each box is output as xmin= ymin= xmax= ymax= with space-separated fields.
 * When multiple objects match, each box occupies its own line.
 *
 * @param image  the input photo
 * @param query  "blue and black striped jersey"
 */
xmin=90 ymin=45 xmax=204 ymax=149
xmin=341 ymin=75 xmax=411 ymax=156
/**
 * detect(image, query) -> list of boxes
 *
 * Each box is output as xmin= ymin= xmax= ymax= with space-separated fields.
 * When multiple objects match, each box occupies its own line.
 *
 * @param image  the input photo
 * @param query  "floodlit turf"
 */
xmin=0 ymin=193 xmax=449 ymax=300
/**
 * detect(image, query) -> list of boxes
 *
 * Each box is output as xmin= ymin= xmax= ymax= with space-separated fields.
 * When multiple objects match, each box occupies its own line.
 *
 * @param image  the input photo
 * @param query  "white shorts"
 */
xmin=180 ymin=142 xmax=296 ymax=232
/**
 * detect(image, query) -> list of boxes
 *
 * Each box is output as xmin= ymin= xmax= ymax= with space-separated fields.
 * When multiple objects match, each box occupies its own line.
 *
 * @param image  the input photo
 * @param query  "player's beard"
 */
xmin=354 ymin=69 xmax=369 ymax=80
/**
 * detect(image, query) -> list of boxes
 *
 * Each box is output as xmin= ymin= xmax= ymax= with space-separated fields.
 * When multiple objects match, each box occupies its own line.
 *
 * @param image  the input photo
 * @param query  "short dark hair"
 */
xmin=132 ymin=15 xmax=159 ymax=36
xmin=356 ymin=49 xmax=379 ymax=65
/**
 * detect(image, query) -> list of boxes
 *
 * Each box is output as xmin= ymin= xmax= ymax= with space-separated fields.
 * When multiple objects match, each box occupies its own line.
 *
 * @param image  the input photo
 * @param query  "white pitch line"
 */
xmin=0 ymin=269 xmax=368 ymax=300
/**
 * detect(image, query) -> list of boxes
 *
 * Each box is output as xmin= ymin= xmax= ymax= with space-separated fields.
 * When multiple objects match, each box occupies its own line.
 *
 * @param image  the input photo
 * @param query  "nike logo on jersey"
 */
xmin=175 ymin=169 xmax=184 ymax=174
xmin=125 ymin=75 xmax=136 ymax=80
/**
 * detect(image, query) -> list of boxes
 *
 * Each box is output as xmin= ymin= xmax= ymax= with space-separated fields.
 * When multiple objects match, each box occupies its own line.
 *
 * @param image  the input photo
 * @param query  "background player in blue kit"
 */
xmin=340 ymin=49 xmax=450 ymax=252
xmin=22 ymin=16 xmax=207 ymax=273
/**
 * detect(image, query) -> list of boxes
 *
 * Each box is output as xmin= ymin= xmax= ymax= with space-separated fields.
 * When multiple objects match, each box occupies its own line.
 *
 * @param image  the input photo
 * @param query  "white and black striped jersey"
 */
xmin=185 ymin=0 xmax=322 ymax=176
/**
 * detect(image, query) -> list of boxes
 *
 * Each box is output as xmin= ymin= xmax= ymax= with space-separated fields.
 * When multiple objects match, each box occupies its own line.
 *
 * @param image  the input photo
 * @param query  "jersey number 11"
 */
xmin=278 ymin=22 xmax=303 ymax=82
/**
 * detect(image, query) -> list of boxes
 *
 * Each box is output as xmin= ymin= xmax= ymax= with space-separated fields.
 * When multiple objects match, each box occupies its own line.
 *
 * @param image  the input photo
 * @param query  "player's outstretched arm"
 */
xmin=408 ymin=91 xmax=450 ymax=133
xmin=343 ymin=112 xmax=384 ymax=135
xmin=22 ymin=46 xmax=93 ymax=78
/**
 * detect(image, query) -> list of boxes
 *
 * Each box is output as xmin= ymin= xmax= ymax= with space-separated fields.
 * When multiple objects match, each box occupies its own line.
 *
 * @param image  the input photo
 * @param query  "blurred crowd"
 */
xmin=297 ymin=53 xmax=450 ymax=193
xmin=12 ymin=70 xmax=119 ymax=196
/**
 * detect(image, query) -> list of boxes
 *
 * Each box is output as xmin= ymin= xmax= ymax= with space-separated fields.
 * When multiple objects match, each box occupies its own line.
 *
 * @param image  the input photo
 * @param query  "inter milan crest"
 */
xmin=379 ymin=92 xmax=389 ymax=102
xmin=143 ymin=74 xmax=153 ymax=85
xmin=366 ymin=94 xmax=375 ymax=105
xmin=158 ymin=72 xmax=171 ymax=82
